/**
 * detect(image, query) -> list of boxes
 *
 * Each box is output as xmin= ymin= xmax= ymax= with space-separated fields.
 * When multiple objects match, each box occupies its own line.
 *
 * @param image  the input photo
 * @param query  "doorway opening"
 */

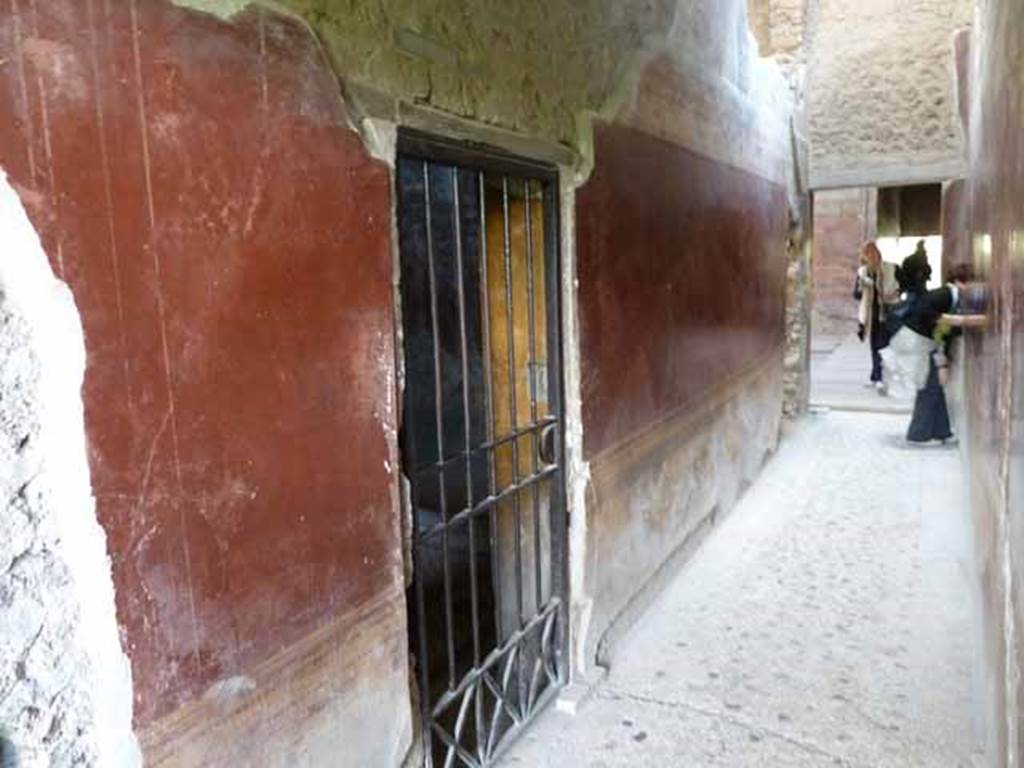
xmin=395 ymin=131 xmax=568 ymax=767
xmin=809 ymin=184 xmax=944 ymax=412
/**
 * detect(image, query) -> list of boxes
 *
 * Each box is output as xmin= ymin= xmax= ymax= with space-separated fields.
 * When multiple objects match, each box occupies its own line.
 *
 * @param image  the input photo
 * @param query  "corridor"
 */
xmin=500 ymin=410 xmax=989 ymax=767
xmin=5 ymin=0 xmax=1023 ymax=763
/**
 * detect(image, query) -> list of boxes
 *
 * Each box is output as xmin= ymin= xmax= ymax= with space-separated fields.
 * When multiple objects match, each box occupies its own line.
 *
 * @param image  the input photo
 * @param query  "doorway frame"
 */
xmin=392 ymin=126 xmax=573 ymax=766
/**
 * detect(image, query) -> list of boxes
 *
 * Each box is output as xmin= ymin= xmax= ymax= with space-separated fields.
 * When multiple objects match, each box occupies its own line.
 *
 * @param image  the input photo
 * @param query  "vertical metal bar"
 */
xmin=501 ymin=175 xmax=525 ymax=633
xmin=451 ymin=168 xmax=485 ymax=759
xmin=478 ymin=171 xmax=504 ymax=645
xmin=452 ymin=168 xmax=481 ymax=663
xmin=501 ymin=175 xmax=528 ymax=719
xmin=398 ymin=157 xmax=436 ymax=762
xmin=523 ymin=179 xmax=544 ymax=614
xmin=412 ymin=495 xmax=434 ymax=763
xmin=423 ymin=161 xmax=457 ymax=692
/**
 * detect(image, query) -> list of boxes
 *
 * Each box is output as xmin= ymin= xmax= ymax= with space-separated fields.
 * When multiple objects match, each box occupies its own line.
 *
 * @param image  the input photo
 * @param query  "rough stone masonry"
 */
xmin=806 ymin=0 xmax=972 ymax=186
xmin=0 ymin=171 xmax=139 ymax=767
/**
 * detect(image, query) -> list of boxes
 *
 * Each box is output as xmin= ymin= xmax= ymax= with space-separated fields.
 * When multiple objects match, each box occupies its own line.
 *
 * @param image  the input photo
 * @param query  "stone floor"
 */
xmin=811 ymin=333 xmax=912 ymax=414
xmin=499 ymin=410 xmax=990 ymax=767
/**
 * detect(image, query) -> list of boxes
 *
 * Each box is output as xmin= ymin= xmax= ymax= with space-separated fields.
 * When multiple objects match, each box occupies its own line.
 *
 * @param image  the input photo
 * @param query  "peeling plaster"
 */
xmin=557 ymin=172 xmax=593 ymax=676
xmin=172 ymin=0 xmax=678 ymax=156
xmin=167 ymin=0 xmax=796 ymax=688
xmin=0 ymin=169 xmax=139 ymax=766
xmin=171 ymin=0 xmax=255 ymax=19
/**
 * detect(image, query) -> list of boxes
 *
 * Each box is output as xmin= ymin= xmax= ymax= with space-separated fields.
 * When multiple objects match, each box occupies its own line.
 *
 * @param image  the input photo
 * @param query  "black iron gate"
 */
xmin=396 ymin=130 xmax=567 ymax=767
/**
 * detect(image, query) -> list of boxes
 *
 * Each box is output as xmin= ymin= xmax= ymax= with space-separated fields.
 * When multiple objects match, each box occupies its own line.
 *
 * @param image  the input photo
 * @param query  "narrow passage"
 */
xmin=501 ymin=412 xmax=988 ymax=767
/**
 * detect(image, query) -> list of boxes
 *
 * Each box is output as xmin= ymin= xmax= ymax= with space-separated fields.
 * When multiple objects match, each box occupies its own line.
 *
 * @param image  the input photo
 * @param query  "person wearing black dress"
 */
xmin=900 ymin=263 xmax=974 ymax=444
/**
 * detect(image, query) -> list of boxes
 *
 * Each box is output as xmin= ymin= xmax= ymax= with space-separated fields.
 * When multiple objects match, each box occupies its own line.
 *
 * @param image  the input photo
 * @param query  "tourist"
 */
xmin=854 ymin=241 xmax=901 ymax=393
xmin=883 ymin=263 xmax=981 ymax=444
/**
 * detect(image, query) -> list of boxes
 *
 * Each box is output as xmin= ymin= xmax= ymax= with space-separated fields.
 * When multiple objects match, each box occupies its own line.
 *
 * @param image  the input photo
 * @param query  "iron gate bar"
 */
xmin=411 ymin=485 xmax=433 ymax=764
xmin=409 ymin=202 xmax=434 ymax=768
xmin=430 ymin=599 xmax=560 ymax=718
xmin=450 ymin=168 xmax=483 ymax=671
xmin=477 ymin=169 xmax=505 ymax=659
xmin=414 ymin=465 xmax=559 ymax=542
xmin=409 ymin=416 xmax=558 ymax=477
xmin=485 ymin=683 xmax=562 ymax=767
xmin=523 ymin=179 xmax=544 ymax=613
xmin=485 ymin=646 xmax=522 ymax=751
xmin=500 ymin=174 xmax=526 ymax=639
xmin=450 ymin=167 xmax=487 ymax=759
xmin=430 ymin=611 xmax=562 ymax=768
xmin=422 ymin=160 xmax=458 ymax=693
xmin=433 ymin=704 xmax=476 ymax=768
xmin=396 ymin=130 xmax=567 ymax=767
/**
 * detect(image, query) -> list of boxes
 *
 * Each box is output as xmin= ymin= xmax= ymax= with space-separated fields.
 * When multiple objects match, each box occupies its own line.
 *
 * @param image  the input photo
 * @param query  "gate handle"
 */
xmin=539 ymin=423 xmax=558 ymax=466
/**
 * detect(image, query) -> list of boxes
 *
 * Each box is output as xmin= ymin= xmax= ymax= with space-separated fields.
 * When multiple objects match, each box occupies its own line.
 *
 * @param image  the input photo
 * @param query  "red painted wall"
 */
xmin=963 ymin=0 xmax=1024 ymax=759
xmin=941 ymin=179 xmax=969 ymax=274
xmin=811 ymin=187 xmax=868 ymax=335
xmin=941 ymin=30 xmax=971 ymax=278
xmin=0 ymin=0 xmax=401 ymax=735
xmin=577 ymin=122 xmax=787 ymax=457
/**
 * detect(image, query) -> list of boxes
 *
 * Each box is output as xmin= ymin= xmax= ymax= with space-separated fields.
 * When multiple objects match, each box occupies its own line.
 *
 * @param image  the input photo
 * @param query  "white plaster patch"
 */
xmin=360 ymin=117 xmax=399 ymax=167
xmin=0 ymin=170 xmax=139 ymax=766
xmin=203 ymin=675 xmax=258 ymax=714
xmin=558 ymin=168 xmax=594 ymax=677
xmin=171 ymin=0 xmax=253 ymax=20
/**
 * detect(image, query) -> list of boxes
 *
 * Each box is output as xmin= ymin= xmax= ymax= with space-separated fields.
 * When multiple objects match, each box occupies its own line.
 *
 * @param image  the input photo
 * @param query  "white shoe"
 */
xmin=875 ymin=381 xmax=889 ymax=396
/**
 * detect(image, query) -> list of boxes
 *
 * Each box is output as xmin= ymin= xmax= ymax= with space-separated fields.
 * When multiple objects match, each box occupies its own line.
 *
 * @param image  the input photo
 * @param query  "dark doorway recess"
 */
xmin=877 ymin=183 xmax=942 ymax=237
xmin=396 ymin=130 xmax=568 ymax=767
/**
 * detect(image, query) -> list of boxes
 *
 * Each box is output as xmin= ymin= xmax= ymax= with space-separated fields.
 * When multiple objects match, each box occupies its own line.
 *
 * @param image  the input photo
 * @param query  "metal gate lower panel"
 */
xmin=396 ymin=131 xmax=567 ymax=767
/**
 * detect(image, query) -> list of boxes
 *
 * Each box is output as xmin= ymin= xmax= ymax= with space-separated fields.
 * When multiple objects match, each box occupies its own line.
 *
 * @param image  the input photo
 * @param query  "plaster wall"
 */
xmin=942 ymin=179 xmax=971 ymax=273
xmin=575 ymin=0 xmax=793 ymax=664
xmin=0 ymin=171 xmax=139 ymax=767
xmin=960 ymin=0 xmax=1024 ymax=763
xmin=173 ymin=0 xmax=801 ymax=694
xmin=176 ymin=0 xmax=679 ymax=155
xmin=0 ymin=3 xmax=409 ymax=765
xmin=0 ymin=0 xmax=801 ymax=762
xmin=749 ymin=0 xmax=812 ymax=417
xmin=748 ymin=0 xmax=809 ymax=109
xmin=805 ymin=0 xmax=972 ymax=188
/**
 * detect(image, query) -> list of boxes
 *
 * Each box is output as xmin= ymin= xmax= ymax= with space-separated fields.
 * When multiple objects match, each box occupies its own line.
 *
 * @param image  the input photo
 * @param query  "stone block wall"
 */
xmin=768 ymin=0 xmax=808 ymax=59
xmin=804 ymin=0 xmax=972 ymax=188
